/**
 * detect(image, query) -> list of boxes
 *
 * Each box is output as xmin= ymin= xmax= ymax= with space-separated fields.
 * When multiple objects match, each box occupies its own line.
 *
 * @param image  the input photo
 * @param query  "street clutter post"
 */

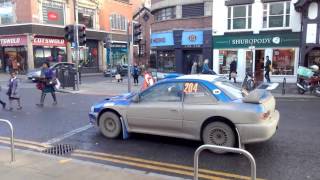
xmin=0 ymin=119 xmax=15 ymax=162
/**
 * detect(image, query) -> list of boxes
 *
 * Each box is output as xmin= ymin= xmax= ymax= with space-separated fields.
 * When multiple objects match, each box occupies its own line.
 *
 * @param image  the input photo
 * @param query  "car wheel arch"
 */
xmin=98 ymin=108 xmax=122 ymax=127
xmin=200 ymin=116 xmax=239 ymax=147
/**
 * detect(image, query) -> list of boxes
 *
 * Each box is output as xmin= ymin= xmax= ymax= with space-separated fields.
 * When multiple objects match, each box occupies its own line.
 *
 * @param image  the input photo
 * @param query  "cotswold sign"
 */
xmin=33 ymin=36 xmax=66 ymax=46
xmin=213 ymin=32 xmax=300 ymax=49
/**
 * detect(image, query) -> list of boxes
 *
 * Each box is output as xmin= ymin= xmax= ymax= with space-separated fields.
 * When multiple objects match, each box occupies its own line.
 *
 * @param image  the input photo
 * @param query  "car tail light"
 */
xmin=260 ymin=111 xmax=271 ymax=120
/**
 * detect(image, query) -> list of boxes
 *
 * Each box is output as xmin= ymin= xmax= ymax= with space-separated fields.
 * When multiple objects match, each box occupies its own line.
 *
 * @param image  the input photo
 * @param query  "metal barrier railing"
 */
xmin=0 ymin=119 xmax=15 ymax=162
xmin=194 ymin=145 xmax=256 ymax=180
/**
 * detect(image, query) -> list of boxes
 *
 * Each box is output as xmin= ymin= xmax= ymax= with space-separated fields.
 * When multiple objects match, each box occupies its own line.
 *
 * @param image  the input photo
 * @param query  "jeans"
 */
xmin=265 ymin=71 xmax=271 ymax=83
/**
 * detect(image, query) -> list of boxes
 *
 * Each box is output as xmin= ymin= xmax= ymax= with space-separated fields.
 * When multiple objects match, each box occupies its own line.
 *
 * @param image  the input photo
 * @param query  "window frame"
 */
xmin=263 ymin=1 xmax=291 ymax=29
xmin=78 ymin=6 xmax=96 ymax=29
xmin=227 ymin=4 xmax=252 ymax=31
xmin=0 ymin=0 xmax=15 ymax=25
xmin=139 ymin=82 xmax=184 ymax=103
xmin=110 ymin=13 xmax=127 ymax=31
xmin=154 ymin=7 xmax=176 ymax=22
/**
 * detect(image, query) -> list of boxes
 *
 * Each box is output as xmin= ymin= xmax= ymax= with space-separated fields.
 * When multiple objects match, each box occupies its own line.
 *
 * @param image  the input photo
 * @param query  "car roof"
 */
xmin=176 ymin=74 xmax=225 ymax=82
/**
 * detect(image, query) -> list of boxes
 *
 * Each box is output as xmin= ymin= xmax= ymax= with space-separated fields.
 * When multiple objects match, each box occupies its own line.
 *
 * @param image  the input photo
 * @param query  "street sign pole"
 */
xmin=74 ymin=0 xmax=80 ymax=90
xmin=127 ymin=21 xmax=132 ymax=93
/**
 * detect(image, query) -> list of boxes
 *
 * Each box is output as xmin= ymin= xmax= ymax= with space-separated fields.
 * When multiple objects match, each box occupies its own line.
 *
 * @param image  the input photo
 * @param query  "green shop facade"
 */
xmin=213 ymin=31 xmax=300 ymax=83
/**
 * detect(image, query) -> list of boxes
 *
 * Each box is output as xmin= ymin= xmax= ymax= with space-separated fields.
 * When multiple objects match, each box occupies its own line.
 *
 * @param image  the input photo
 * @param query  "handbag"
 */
xmin=36 ymin=83 xmax=44 ymax=90
xmin=231 ymin=72 xmax=237 ymax=78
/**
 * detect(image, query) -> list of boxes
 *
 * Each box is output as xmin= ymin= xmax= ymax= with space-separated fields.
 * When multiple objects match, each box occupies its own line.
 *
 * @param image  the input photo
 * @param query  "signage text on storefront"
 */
xmin=0 ymin=35 xmax=27 ymax=46
xmin=182 ymin=31 xmax=203 ymax=46
xmin=213 ymin=32 xmax=300 ymax=49
xmin=33 ymin=37 xmax=66 ymax=46
xmin=151 ymin=32 xmax=174 ymax=47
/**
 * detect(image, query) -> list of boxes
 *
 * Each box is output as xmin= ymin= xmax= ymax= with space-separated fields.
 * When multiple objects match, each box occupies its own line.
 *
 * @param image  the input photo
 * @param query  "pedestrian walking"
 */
xmin=0 ymin=85 xmax=6 ymax=109
xmin=265 ymin=56 xmax=272 ymax=83
xmin=229 ymin=58 xmax=237 ymax=83
xmin=7 ymin=72 xmax=22 ymax=111
xmin=202 ymin=59 xmax=216 ymax=75
xmin=36 ymin=62 xmax=57 ymax=107
xmin=191 ymin=62 xmax=198 ymax=74
xmin=132 ymin=64 xmax=140 ymax=85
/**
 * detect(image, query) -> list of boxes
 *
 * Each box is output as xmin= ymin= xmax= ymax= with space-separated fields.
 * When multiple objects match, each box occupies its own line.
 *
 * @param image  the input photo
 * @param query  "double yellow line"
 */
xmin=0 ymin=136 xmax=264 ymax=180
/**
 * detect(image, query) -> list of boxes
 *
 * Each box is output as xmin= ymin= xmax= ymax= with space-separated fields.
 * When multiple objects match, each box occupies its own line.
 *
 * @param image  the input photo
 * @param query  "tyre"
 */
xmin=99 ymin=112 xmax=122 ymax=139
xmin=297 ymin=87 xmax=305 ymax=94
xmin=202 ymin=121 xmax=236 ymax=154
xmin=314 ymin=85 xmax=320 ymax=97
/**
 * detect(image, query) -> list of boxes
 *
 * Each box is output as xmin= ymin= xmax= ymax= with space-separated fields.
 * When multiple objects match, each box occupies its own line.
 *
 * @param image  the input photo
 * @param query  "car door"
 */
xmin=182 ymin=81 xmax=219 ymax=138
xmin=127 ymin=82 xmax=184 ymax=135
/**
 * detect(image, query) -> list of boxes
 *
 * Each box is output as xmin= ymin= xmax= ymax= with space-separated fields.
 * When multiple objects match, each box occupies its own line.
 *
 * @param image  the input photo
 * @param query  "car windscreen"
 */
xmin=214 ymin=81 xmax=244 ymax=100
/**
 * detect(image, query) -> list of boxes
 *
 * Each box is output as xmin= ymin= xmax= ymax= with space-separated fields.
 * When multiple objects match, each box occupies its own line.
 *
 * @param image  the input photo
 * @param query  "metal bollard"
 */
xmin=194 ymin=145 xmax=256 ymax=180
xmin=0 ymin=119 xmax=15 ymax=162
xmin=282 ymin=77 xmax=286 ymax=95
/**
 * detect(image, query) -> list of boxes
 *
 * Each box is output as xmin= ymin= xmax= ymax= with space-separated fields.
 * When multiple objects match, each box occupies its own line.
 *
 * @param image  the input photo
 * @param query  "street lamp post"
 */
xmin=73 ymin=0 xmax=80 ymax=90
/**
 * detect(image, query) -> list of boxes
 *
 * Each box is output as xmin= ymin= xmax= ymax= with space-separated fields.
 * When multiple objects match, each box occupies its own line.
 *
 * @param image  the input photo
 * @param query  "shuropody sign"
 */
xmin=213 ymin=32 xmax=300 ymax=49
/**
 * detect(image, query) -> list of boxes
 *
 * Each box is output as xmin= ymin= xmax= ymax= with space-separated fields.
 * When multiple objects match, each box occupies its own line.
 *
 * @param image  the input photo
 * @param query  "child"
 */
xmin=0 ymin=85 xmax=6 ymax=109
xmin=7 ymin=72 xmax=22 ymax=111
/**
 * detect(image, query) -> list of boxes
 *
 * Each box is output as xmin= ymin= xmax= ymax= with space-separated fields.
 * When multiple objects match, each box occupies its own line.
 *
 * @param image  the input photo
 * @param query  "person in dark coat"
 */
xmin=265 ymin=56 xmax=272 ymax=83
xmin=36 ymin=62 xmax=57 ymax=107
xmin=132 ymin=64 xmax=140 ymax=85
xmin=7 ymin=72 xmax=22 ymax=111
xmin=229 ymin=58 xmax=237 ymax=83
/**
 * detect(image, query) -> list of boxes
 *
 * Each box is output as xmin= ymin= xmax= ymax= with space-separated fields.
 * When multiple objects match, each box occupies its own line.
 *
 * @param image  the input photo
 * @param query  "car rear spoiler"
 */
xmin=242 ymin=89 xmax=272 ymax=104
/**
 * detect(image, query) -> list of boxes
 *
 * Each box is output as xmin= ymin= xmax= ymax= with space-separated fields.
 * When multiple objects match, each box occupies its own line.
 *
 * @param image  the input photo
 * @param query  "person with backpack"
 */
xmin=132 ymin=64 xmax=140 ymax=85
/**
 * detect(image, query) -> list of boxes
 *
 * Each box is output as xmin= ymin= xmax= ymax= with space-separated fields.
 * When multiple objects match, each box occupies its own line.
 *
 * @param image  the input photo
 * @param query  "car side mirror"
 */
xmin=131 ymin=94 xmax=140 ymax=103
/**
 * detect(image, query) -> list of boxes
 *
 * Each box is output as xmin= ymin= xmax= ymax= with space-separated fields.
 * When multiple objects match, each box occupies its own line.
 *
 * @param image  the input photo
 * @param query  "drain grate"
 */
xmin=42 ymin=144 xmax=76 ymax=156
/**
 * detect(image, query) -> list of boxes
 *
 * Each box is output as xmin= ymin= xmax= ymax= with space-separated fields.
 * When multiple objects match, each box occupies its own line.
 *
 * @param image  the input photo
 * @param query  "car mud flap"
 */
xmin=120 ymin=117 xmax=129 ymax=139
xmin=235 ymin=127 xmax=245 ymax=149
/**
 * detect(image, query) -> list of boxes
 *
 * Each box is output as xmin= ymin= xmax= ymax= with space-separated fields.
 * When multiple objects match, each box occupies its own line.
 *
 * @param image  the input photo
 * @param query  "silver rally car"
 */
xmin=89 ymin=75 xmax=280 ymax=149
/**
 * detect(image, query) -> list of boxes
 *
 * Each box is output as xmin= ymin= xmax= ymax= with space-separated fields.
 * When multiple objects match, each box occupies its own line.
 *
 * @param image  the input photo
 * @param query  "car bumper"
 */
xmin=89 ymin=112 xmax=98 ymax=126
xmin=236 ymin=110 xmax=280 ymax=144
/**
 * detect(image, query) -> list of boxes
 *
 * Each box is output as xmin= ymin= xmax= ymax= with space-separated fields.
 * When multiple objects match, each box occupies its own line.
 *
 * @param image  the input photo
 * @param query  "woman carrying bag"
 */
xmin=36 ymin=62 xmax=57 ymax=107
xmin=7 ymin=72 xmax=22 ymax=111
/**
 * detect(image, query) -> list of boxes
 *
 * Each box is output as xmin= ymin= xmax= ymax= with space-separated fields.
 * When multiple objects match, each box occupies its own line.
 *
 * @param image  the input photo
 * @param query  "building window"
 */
xmin=263 ymin=1 xmax=290 ymax=28
xmin=182 ymin=3 xmax=204 ymax=18
xmin=0 ymin=0 xmax=15 ymax=24
xmin=110 ymin=14 xmax=127 ymax=31
xmin=42 ymin=0 xmax=65 ymax=25
xmin=34 ymin=46 xmax=67 ymax=68
xmin=154 ymin=7 xmax=176 ymax=22
xmin=78 ymin=6 xmax=95 ymax=29
xmin=227 ymin=5 xmax=252 ymax=30
xmin=272 ymin=49 xmax=295 ymax=75
xmin=218 ymin=50 xmax=237 ymax=74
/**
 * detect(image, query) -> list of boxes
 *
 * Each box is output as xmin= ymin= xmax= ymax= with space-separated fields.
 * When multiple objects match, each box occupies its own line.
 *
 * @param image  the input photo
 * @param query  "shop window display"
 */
xmin=0 ymin=47 xmax=27 ymax=73
xmin=272 ymin=49 xmax=295 ymax=75
xmin=157 ymin=51 xmax=175 ymax=73
xmin=218 ymin=50 xmax=237 ymax=74
xmin=34 ymin=46 xmax=67 ymax=68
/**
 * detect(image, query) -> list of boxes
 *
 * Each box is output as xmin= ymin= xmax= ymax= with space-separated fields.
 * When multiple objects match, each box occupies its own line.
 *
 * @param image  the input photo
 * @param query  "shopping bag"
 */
xmin=115 ymin=74 xmax=121 ymax=80
xmin=55 ymin=79 xmax=61 ymax=90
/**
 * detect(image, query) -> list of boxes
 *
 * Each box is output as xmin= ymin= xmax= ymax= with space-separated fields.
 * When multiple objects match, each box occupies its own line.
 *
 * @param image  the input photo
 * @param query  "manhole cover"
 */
xmin=42 ymin=144 xmax=76 ymax=156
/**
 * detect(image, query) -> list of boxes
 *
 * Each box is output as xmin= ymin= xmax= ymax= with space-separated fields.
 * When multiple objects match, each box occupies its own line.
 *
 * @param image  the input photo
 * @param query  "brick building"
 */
xmin=150 ymin=0 xmax=213 ymax=74
xmin=133 ymin=7 xmax=153 ymax=69
xmin=0 ymin=0 xmax=138 ymax=73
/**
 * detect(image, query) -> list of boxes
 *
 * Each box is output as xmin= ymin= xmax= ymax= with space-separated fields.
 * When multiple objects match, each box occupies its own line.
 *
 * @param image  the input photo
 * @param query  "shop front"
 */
xmin=33 ymin=36 xmax=67 ymax=69
xmin=73 ymin=40 xmax=99 ymax=73
xmin=150 ymin=32 xmax=175 ymax=73
xmin=107 ymin=43 xmax=128 ymax=66
xmin=0 ymin=35 xmax=28 ymax=73
xmin=213 ymin=32 xmax=300 ymax=83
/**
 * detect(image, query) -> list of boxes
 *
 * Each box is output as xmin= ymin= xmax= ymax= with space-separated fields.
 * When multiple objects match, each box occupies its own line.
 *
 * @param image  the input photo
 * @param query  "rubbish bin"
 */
xmin=56 ymin=66 xmax=76 ymax=90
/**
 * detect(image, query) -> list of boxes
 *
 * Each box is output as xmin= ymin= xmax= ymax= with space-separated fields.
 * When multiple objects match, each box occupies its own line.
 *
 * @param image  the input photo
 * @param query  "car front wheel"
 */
xmin=202 ymin=121 xmax=236 ymax=153
xmin=99 ymin=112 xmax=122 ymax=139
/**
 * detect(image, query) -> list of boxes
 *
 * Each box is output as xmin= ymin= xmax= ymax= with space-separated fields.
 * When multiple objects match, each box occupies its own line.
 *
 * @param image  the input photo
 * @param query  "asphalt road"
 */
xmin=0 ymin=78 xmax=319 ymax=180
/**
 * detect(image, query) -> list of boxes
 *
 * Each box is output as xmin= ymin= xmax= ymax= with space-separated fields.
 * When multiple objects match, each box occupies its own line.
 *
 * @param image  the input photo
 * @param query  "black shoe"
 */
xmin=17 ymin=106 xmax=22 ymax=110
xmin=8 ymin=107 xmax=13 ymax=111
xmin=1 ymin=103 xmax=6 ymax=109
xmin=36 ymin=104 xmax=44 ymax=107
xmin=53 ymin=101 xmax=57 ymax=106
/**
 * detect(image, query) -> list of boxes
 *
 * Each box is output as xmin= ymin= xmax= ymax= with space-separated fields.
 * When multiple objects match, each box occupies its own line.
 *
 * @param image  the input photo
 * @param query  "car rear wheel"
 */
xmin=99 ymin=112 xmax=122 ymax=139
xmin=202 ymin=121 xmax=236 ymax=154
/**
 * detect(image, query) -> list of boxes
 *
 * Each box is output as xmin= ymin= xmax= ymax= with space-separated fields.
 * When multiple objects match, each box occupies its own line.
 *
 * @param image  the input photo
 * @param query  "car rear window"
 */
xmin=214 ymin=81 xmax=243 ymax=100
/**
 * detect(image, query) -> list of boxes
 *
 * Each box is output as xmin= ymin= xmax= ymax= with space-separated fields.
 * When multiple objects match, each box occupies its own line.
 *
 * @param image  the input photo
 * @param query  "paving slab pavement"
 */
xmin=0 ymin=146 xmax=186 ymax=180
